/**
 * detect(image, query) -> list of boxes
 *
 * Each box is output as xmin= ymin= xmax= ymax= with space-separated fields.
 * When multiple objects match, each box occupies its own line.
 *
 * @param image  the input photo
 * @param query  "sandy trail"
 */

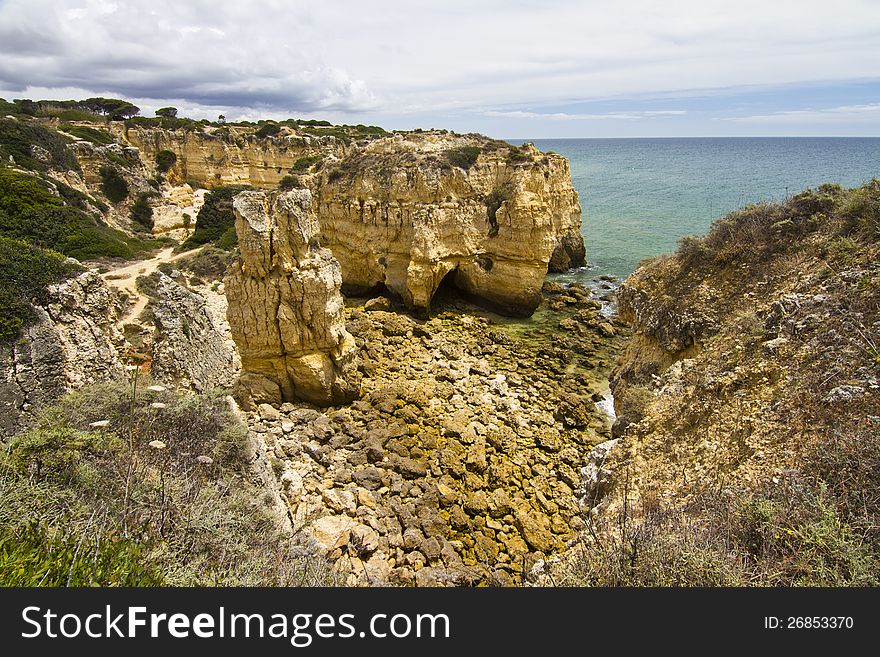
xmin=102 ymin=246 xmax=201 ymax=325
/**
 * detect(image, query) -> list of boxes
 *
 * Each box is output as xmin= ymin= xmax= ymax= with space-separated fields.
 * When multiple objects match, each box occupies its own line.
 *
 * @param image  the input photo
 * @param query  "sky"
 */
xmin=1 ymin=0 xmax=879 ymax=138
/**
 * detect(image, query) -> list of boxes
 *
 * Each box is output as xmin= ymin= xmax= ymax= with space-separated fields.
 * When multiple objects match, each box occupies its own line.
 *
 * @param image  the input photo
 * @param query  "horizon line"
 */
xmin=503 ymin=135 xmax=880 ymax=140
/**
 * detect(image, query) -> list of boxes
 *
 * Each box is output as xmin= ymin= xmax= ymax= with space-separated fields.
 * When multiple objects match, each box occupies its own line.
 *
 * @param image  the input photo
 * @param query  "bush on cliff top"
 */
xmin=61 ymin=124 xmax=114 ymax=145
xmin=0 ymin=117 xmax=80 ymax=172
xmin=446 ymin=146 xmax=480 ymax=170
xmin=254 ymin=122 xmax=281 ymax=138
xmin=674 ymin=181 xmax=880 ymax=272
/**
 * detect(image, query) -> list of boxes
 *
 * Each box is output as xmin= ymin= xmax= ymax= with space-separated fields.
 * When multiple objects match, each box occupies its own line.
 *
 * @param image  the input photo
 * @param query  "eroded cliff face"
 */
xmin=594 ymin=184 xmax=880 ymax=552
xmin=225 ymin=189 xmax=360 ymax=408
xmin=0 ymin=270 xmax=125 ymax=436
xmin=115 ymin=125 xmax=585 ymax=317
xmin=315 ymin=133 xmax=584 ymax=316
xmin=123 ymin=124 xmax=342 ymax=188
xmin=149 ymin=272 xmax=240 ymax=391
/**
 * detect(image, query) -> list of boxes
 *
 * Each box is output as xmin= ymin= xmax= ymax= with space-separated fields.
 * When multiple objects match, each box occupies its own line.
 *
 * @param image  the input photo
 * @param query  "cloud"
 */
xmin=726 ymin=103 xmax=880 ymax=124
xmin=0 ymin=0 xmax=378 ymax=112
xmin=0 ymin=0 xmax=877 ymax=131
xmin=482 ymin=110 xmax=687 ymax=121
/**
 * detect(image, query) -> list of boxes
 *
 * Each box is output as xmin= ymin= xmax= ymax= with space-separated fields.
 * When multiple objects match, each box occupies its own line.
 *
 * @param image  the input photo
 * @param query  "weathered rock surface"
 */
xmin=243 ymin=287 xmax=624 ymax=586
xmin=119 ymin=126 xmax=584 ymax=318
xmin=150 ymin=184 xmax=206 ymax=241
xmin=123 ymin=124 xmax=343 ymax=188
xmin=149 ymin=272 xmax=239 ymax=391
xmin=316 ymin=133 xmax=584 ymax=316
xmin=225 ymin=189 xmax=360 ymax=408
xmin=0 ymin=270 xmax=125 ymax=437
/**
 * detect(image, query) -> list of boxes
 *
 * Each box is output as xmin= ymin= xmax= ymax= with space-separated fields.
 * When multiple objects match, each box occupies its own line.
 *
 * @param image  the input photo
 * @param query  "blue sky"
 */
xmin=1 ymin=0 xmax=878 ymax=138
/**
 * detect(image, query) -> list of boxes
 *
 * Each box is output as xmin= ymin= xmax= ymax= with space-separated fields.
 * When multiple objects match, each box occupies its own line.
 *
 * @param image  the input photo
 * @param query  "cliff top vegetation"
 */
xmin=566 ymin=180 xmax=880 ymax=587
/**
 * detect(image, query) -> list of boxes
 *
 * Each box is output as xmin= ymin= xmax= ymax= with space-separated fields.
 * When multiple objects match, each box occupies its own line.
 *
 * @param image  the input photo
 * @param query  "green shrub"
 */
xmin=183 ymin=186 xmax=247 ymax=249
xmin=99 ymin=165 xmax=129 ymax=203
xmin=3 ymin=205 xmax=152 ymax=260
xmin=130 ymin=194 xmax=154 ymax=232
xmin=446 ymin=146 xmax=481 ymax=170
xmin=104 ymin=151 xmax=133 ymax=169
xmin=839 ymin=178 xmax=880 ymax=239
xmin=506 ymin=144 xmax=533 ymax=164
xmin=54 ymin=180 xmax=103 ymax=212
xmin=0 ymin=117 xmax=81 ymax=171
xmin=216 ymin=226 xmax=238 ymax=251
xmin=135 ymin=272 xmax=159 ymax=297
xmin=0 ymin=383 xmax=336 ymax=586
xmin=0 ymin=521 xmax=164 ymax=586
xmin=279 ymin=174 xmax=300 ymax=190
xmin=564 ymin=478 xmax=879 ymax=587
xmin=291 ymin=155 xmax=323 ymax=172
xmin=0 ymin=97 xmax=25 ymax=115
xmin=55 ymin=109 xmax=99 ymax=122
xmin=676 ymin=234 xmax=711 ymax=268
xmin=255 ymin=123 xmax=281 ymax=138
xmin=0 ymin=168 xmax=154 ymax=263
xmin=61 ymin=124 xmax=114 ymax=145
xmin=155 ymin=149 xmax=177 ymax=173
xmin=0 ymin=236 xmax=83 ymax=341
xmin=0 ymin=168 xmax=59 ymax=217
xmin=176 ymin=246 xmax=234 ymax=279
xmin=825 ymin=236 xmax=859 ymax=266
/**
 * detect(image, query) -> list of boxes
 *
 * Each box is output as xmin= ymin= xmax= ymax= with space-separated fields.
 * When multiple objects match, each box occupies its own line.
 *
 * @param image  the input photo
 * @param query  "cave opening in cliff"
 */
xmin=341 ymin=280 xmax=387 ymax=298
xmin=431 ymin=267 xmax=463 ymax=309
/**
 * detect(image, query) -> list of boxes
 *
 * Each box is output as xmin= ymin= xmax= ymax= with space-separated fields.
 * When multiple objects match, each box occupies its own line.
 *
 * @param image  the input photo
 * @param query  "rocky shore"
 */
xmin=246 ymin=284 xmax=626 ymax=585
xmin=0 ymin=112 xmax=636 ymax=586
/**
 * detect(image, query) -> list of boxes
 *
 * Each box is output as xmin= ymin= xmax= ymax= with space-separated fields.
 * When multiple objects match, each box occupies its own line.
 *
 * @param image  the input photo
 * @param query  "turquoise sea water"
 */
xmin=513 ymin=138 xmax=880 ymax=282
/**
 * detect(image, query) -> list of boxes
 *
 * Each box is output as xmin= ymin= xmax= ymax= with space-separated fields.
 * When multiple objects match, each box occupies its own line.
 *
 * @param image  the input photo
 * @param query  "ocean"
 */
xmin=512 ymin=137 xmax=880 ymax=283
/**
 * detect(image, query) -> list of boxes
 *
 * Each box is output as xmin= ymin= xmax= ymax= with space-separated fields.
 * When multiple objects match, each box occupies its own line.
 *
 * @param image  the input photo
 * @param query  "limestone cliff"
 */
xmin=225 ymin=189 xmax=360 ymax=407
xmin=315 ymin=133 xmax=584 ymax=316
xmin=123 ymin=124 xmax=343 ymax=188
xmin=0 ymin=270 xmax=125 ymax=436
xmin=118 ymin=125 xmax=585 ymax=317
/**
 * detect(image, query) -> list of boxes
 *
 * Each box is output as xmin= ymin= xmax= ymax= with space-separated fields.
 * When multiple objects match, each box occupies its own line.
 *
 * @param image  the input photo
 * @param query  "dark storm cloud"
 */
xmin=0 ymin=0 xmax=376 ymax=112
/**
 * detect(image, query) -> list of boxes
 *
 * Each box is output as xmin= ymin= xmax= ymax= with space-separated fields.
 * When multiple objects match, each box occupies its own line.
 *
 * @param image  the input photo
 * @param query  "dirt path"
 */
xmin=102 ymin=246 xmax=200 ymax=325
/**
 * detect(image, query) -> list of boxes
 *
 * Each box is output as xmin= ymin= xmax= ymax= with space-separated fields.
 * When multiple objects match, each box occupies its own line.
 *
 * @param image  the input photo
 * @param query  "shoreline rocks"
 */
xmin=246 ymin=286 xmax=626 ymax=586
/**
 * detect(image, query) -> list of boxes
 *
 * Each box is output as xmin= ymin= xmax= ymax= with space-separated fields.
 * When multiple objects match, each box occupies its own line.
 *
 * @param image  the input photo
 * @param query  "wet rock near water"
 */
xmin=247 ymin=292 xmax=626 ymax=586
